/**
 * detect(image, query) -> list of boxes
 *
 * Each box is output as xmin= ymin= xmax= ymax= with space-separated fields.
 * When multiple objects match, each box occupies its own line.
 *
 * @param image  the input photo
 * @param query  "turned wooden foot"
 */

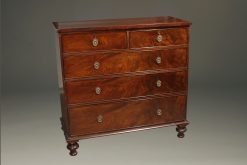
xmin=67 ymin=141 xmax=79 ymax=156
xmin=176 ymin=124 xmax=188 ymax=138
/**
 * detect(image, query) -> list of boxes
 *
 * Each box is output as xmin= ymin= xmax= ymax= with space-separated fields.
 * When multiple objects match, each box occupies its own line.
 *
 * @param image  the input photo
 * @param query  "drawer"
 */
xmin=65 ymin=71 xmax=187 ymax=104
xmin=61 ymin=31 xmax=127 ymax=53
xmin=63 ymin=48 xmax=188 ymax=78
xmin=129 ymin=28 xmax=188 ymax=48
xmin=68 ymin=95 xmax=186 ymax=136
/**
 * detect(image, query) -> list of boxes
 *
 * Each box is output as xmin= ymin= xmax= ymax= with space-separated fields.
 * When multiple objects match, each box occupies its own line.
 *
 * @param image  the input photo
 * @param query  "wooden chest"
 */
xmin=53 ymin=16 xmax=191 ymax=156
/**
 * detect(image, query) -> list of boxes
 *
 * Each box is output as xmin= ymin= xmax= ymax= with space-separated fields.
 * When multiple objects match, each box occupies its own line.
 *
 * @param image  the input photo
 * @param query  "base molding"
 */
xmin=61 ymin=118 xmax=189 ymax=141
xmin=61 ymin=118 xmax=189 ymax=156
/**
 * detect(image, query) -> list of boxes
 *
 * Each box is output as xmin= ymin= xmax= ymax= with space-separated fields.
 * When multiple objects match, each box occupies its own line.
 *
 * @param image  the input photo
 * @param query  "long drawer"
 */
xmin=65 ymin=71 xmax=187 ymax=104
xmin=68 ymin=95 xmax=187 ymax=136
xmin=63 ymin=48 xmax=188 ymax=78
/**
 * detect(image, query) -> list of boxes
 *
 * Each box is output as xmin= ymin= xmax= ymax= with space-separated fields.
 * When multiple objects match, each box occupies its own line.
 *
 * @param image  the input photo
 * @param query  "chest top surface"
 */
xmin=53 ymin=16 xmax=191 ymax=33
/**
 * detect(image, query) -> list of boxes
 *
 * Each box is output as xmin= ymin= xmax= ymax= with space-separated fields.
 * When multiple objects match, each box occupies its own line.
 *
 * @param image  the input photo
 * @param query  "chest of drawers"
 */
xmin=53 ymin=16 xmax=191 ymax=156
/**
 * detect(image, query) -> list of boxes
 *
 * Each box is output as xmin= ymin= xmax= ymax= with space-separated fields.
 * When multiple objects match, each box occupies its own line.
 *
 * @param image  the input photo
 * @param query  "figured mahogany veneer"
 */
xmin=129 ymin=28 xmax=188 ymax=48
xmin=53 ymin=16 xmax=191 ymax=156
xmin=69 ymin=95 xmax=186 ymax=136
xmin=62 ymin=31 xmax=127 ymax=53
xmin=65 ymin=71 xmax=187 ymax=104
xmin=63 ymin=48 xmax=188 ymax=78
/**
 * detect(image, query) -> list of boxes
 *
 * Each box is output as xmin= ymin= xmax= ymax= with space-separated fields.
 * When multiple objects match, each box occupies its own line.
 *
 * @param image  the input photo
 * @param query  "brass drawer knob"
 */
xmin=97 ymin=115 xmax=103 ymax=123
xmin=156 ymin=80 xmax=162 ymax=87
xmin=156 ymin=34 xmax=163 ymax=43
xmin=95 ymin=87 xmax=101 ymax=95
xmin=156 ymin=56 xmax=161 ymax=64
xmin=94 ymin=61 xmax=100 ymax=70
xmin=92 ymin=38 xmax=99 ymax=47
xmin=156 ymin=109 xmax=162 ymax=116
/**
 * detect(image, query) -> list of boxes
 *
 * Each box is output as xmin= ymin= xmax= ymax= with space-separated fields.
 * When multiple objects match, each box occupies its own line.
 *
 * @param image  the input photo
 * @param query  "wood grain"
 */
xmin=68 ymin=95 xmax=187 ymax=136
xmin=54 ymin=16 xmax=191 ymax=155
xmin=65 ymin=71 xmax=187 ymax=104
xmin=65 ymin=121 xmax=189 ymax=141
xmin=53 ymin=16 xmax=191 ymax=33
xmin=61 ymin=31 xmax=127 ymax=53
xmin=63 ymin=48 xmax=188 ymax=78
xmin=129 ymin=28 xmax=188 ymax=48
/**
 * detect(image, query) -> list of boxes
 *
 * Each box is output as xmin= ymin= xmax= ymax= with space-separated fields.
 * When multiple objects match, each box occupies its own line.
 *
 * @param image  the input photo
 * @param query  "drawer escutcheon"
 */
xmin=156 ymin=34 xmax=163 ymax=43
xmin=92 ymin=38 xmax=99 ymax=47
xmin=94 ymin=61 xmax=100 ymax=70
xmin=97 ymin=115 xmax=103 ymax=123
xmin=156 ymin=109 xmax=162 ymax=116
xmin=156 ymin=80 xmax=162 ymax=87
xmin=95 ymin=87 xmax=101 ymax=95
xmin=156 ymin=56 xmax=162 ymax=64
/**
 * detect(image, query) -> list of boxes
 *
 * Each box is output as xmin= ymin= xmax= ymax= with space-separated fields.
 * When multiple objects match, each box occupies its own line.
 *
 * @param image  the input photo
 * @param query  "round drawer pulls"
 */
xmin=94 ymin=61 xmax=100 ymax=70
xmin=156 ymin=56 xmax=161 ymax=64
xmin=92 ymin=38 xmax=99 ymax=47
xmin=97 ymin=115 xmax=103 ymax=123
xmin=156 ymin=109 xmax=162 ymax=116
xmin=95 ymin=87 xmax=101 ymax=95
xmin=156 ymin=34 xmax=163 ymax=43
xmin=156 ymin=80 xmax=162 ymax=87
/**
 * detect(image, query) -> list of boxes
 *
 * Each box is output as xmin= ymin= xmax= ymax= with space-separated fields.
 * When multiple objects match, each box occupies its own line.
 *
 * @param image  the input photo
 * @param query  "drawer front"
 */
xmin=63 ymin=48 xmax=188 ymax=78
xmin=129 ymin=28 xmax=188 ymax=48
xmin=69 ymin=95 xmax=186 ymax=136
xmin=61 ymin=31 xmax=127 ymax=53
xmin=65 ymin=71 xmax=187 ymax=104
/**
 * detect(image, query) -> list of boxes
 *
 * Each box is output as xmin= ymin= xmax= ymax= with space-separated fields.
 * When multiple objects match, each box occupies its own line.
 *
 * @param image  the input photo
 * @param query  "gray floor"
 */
xmin=1 ymin=86 xmax=247 ymax=165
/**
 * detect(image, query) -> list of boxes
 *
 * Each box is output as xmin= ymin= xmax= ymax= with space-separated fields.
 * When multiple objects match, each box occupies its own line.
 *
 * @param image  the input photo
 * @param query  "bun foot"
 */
xmin=67 ymin=141 xmax=79 ymax=156
xmin=176 ymin=124 xmax=188 ymax=138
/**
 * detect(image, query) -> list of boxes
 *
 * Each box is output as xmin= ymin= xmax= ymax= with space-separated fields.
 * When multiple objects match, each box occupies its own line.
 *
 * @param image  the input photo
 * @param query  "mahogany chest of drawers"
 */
xmin=53 ymin=16 xmax=191 ymax=156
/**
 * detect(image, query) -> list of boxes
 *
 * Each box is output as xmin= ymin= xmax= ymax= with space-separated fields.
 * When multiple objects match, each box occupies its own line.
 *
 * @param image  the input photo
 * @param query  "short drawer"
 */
xmin=129 ymin=28 xmax=188 ymax=48
xmin=68 ymin=95 xmax=186 ymax=136
xmin=65 ymin=71 xmax=187 ymax=104
xmin=61 ymin=31 xmax=127 ymax=53
xmin=63 ymin=48 xmax=188 ymax=78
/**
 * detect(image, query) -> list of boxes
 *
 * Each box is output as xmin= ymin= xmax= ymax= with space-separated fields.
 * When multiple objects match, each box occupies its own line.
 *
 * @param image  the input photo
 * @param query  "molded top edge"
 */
xmin=53 ymin=16 xmax=191 ymax=33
